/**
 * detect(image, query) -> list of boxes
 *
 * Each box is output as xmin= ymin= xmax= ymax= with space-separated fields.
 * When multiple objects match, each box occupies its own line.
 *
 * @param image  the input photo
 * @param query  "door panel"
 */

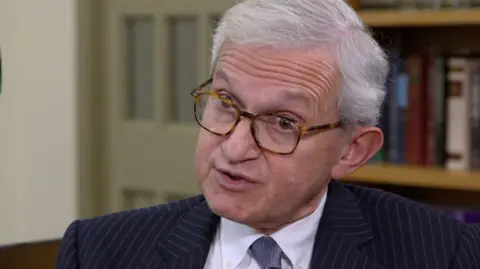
xmin=103 ymin=0 xmax=234 ymax=212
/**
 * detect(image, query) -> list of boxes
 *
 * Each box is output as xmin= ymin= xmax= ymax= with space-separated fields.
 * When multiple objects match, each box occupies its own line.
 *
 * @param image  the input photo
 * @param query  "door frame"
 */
xmin=76 ymin=0 xmax=105 ymax=218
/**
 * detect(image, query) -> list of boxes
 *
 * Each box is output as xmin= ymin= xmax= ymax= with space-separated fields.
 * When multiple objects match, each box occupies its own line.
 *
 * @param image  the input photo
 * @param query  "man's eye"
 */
xmin=219 ymin=94 xmax=233 ymax=102
xmin=276 ymin=117 xmax=296 ymax=130
xmin=276 ymin=114 xmax=298 ymax=123
xmin=216 ymin=91 xmax=234 ymax=101
xmin=213 ymin=91 xmax=235 ymax=109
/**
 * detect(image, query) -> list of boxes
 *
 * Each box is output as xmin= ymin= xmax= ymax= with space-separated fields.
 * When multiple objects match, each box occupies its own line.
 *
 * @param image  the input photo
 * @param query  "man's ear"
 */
xmin=331 ymin=127 xmax=383 ymax=179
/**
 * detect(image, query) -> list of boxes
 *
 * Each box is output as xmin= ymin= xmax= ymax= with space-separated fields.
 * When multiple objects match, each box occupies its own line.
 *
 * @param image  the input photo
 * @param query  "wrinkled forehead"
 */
xmin=215 ymin=42 xmax=338 ymax=69
xmin=212 ymin=42 xmax=341 ymax=109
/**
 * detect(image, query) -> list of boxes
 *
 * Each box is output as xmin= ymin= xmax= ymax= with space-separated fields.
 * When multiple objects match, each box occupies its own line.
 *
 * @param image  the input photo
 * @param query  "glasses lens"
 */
xmin=253 ymin=115 xmax=300 ymax=154
xmin=195 ymin=93 xmax=237 ymax=135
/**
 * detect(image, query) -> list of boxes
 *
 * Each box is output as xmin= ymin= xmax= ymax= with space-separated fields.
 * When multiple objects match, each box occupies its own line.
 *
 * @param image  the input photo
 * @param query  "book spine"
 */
xmin=405 ymin=54 xmax=428 ymax=165
xmin=445 ymin=57 xmax=471 ymax=170
xmin=469 ymin=59 xmax=480 ymax=169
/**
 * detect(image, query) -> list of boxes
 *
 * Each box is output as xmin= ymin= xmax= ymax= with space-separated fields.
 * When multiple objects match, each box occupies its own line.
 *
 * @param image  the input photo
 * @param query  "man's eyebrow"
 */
xmin=280 ymin=89 xmax=309 ymax=102
xmin=212 ymin=69 xmax=230 ymax=84
xmin=211 ymin=70 xmax=248 ymax=107
xmin=276 ymin=89 xmax=312 ymax=108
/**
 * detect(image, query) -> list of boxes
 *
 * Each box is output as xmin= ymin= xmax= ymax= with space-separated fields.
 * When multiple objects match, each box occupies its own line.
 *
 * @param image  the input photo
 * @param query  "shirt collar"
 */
xmin=219 ymin=190 xmax=327 ymax=269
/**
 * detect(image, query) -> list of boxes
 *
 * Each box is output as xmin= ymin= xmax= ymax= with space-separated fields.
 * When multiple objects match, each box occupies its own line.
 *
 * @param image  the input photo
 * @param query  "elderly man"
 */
xmin=56 ymin=0 xmax=480 ymax=268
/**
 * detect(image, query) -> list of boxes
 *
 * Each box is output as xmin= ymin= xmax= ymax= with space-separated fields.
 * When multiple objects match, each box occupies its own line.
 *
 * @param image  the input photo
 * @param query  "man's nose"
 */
xmin=221 ymin=119 xmax=260 ymax=163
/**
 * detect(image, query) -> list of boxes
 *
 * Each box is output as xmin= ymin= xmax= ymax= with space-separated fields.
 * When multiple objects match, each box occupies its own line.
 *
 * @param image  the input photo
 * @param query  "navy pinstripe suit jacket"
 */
xmin=55 ymin=180 xmax=480 ymax=269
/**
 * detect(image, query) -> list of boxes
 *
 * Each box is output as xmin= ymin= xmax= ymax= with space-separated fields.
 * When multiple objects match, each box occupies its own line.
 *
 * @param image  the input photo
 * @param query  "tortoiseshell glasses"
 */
xmin=191 ymin=78 xmax=344 ymax=155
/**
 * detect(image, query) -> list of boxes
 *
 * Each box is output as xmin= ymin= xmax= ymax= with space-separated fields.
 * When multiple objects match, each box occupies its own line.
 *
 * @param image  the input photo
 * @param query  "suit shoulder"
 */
xmin=342 ymin=183 xmax=479 ymax=268
xmin=344 ymin=183 xmax=468 ymax=233
xmin=60 ymin=195 xmax=205 ymax=267
xmin=74 ymin=195 xmax=205 ymax=244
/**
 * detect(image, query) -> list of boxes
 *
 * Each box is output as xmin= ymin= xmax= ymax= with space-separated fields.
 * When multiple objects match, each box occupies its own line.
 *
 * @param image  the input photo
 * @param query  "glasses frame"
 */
xmin=191 ymin=78 xmax=344 ymax=155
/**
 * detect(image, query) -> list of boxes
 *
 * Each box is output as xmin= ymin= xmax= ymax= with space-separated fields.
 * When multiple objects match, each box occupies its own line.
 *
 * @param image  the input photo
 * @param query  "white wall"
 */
xmin=0 ymin=0 xmax=78 ymax=245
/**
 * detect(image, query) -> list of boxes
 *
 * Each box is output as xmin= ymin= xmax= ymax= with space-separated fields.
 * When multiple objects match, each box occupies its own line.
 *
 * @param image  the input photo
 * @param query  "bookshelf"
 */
xmin=342 ymin=5 xmax=480 ymax=220
xmin=358 ymin=8 xmax=480 ymax=27
xmin=344 ymin=164 xmax=480 ymax=192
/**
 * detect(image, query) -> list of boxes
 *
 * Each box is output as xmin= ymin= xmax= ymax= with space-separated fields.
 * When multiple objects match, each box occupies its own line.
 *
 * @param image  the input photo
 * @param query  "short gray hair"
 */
xmin=211 ymin=0 xmax=389 ymax=127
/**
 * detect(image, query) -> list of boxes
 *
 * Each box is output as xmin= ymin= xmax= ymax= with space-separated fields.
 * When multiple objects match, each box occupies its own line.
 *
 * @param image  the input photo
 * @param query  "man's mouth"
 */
xmin=215 ymin=168 xmax=258 ymax=191
xmin=223 ymin=171 xmax=246 ymax=181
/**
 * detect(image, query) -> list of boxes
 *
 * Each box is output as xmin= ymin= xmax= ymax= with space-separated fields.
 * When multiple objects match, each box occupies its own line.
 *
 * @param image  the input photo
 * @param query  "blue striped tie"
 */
xmin=249 ymin=236 xmax=283 ymax=269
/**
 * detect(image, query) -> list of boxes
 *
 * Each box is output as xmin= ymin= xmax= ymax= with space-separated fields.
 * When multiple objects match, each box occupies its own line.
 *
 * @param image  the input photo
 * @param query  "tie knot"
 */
xmin=249 ymin=236 xmax=283 ymax=269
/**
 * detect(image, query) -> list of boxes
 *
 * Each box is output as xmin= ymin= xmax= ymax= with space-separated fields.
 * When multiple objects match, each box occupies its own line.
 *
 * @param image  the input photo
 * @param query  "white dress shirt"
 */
xmin=203 ymin=192 xmax=327 ymax=269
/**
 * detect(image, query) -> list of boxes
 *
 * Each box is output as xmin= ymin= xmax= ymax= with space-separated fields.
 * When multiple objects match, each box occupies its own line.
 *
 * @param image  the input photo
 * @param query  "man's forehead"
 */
xmin=213 ymin=42 xmax=340 ymax=110
xmin=212 ymin=67 xmax=337 ymax=117
xmin=214 ymin=43 xmax=339 ymax=86
xmin=216 ymin=44 xmax=338 ymax=82
xmin=216 ymin=41 xmax=336 ymax=64
xmin=213 ymin=68 xmax=311 ymax=99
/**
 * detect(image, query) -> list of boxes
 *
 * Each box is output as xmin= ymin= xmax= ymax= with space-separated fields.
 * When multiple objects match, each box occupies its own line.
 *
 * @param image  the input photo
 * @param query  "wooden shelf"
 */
xmin=358 ymin=8 xmax=480 ymax=27
xmin=343 ymin=164 xmax=480 ymax=192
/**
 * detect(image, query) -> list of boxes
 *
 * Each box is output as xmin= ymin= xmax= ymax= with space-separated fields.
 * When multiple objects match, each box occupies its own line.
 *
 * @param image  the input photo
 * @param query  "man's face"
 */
xmin=194 ymin=43 xmax=362 ymax=232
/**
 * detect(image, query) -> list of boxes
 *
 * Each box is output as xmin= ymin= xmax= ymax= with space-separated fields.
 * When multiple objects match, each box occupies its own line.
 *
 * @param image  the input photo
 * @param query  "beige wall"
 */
xmin=0 ymin=0 xmax=78 ymax=245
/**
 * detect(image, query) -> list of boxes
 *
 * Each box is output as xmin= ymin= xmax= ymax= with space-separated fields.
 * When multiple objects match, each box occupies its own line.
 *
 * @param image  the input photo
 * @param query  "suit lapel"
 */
xmin=310 ymin=180 xmax=385 ymax=269
xmin=156 ymin=201 xmax=220 ymax=269
xmin=155 ymin=180 xmax=384 ymax=269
